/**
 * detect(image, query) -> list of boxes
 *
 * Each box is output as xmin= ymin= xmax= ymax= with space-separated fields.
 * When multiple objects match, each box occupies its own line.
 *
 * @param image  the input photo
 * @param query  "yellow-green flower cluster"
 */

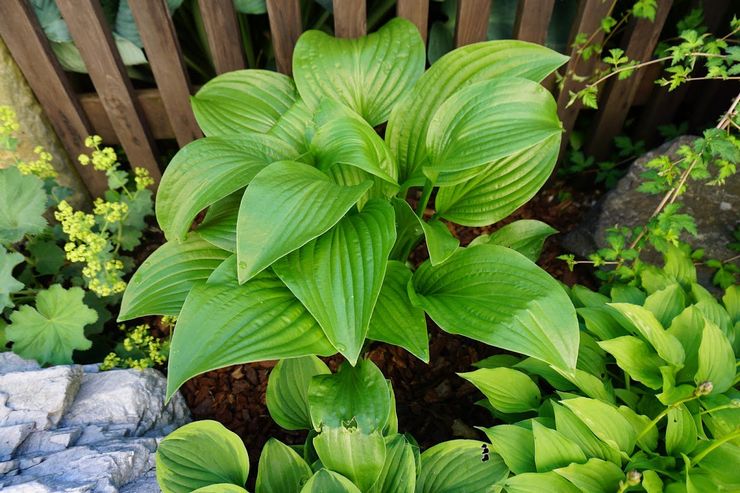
xmin=17 ymin=145 xmax=58 ymax=179
xmin=0 ymin=106 xmax=19 ymax=138
xmin=93 ymin=197 xmax=129 ymax=223
xmin=134 ymin=167 xmax=154 ymax=190
xmin=78 ymin=135 xmax=119 ymax=172
xmin=100 ymin=323 xmax=169 ymax=370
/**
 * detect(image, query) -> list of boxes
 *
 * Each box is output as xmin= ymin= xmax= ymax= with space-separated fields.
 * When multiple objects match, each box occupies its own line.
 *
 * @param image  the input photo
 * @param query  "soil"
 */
xmin=172 ymin=176 xmax=604 ymax=466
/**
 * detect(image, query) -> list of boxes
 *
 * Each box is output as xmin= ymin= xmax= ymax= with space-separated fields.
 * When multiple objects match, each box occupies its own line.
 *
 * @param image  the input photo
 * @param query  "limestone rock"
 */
xmin=0 ymin=354 xmax=40 ymax=375
xmin=0 ymin=423 xmax=34 ymax=460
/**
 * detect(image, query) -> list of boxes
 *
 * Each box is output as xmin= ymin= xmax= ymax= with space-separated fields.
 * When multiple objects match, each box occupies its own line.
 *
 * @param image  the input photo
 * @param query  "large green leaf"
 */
xmin=192 ymin=485 xmax=247 ymax=493
xmin=695 ymin=319 xmax=735 ymax=393
xmin=6 ymin=285 xmax=96 ymax=365
xmin=469 ymin=220 xmax=557 ymax=262
xmin=410 ymin=244 xmax=579 ymax=372
xmin=551 ymin=403 xmax=622 ymax=465
xmin=273 ymin=200 xmax=395 ymax=362
xmin=416 ymin=439 xmax=509 ymax=493
xmin=307 ymin=359 xmax=391 ymax=434
xmin=157 ymin=135 xmax=295 ymax=241
xmin=197 ymin=192 xmax=241 ymax=252
xmin=314 ymin=427 xmax=386 ymax=492
xmin=608 ymin=303 xmax=685 ymax=368
xmin=191 ymin=69 xmax=297 ymax=136
xmin=293 ymin=18 xmax=425 ymax=126
xmin=156 ymin=420 xmax=248 ymax=493
xmin=165 ymin=259 xmax=335 ymax=398
xmin=425 ymin=78 xmax=560 ymax=184
xmin=236 ymin=161 xmax=371 ymax=283
xmin=419 ymin=219 xmax=459 ymax=265
xmin=532 ymin=421 xmax=586 ymax=472
xmin=665 ymin=404 xmax=697 ymax=456
xmin=0 ymin=247 xmax=24 ymax=310
xmin=367 ymin=261 xmax=429 ymax=362
xmin=300 ymin=470 xmax=361 ymax=493
xmin=255 ymin=438 xmax=313 ymax=493
xmin=370 ymin=434 xmax=416 ymax=493
xmin=386 ymin=40 xmax=568 ymax=185
xmin=644 ymin=283 xmax=686 ymax=328
xmin=505 ymin=471 xmax=581 ymax=493
xmin=553 ymin=458 xmax=625 ymax=493
xmin=0 ymin=167 xmax=47 ymax=244
xmin=118 ymin=234 xmax=230 ymax=321
xmin=266 ymin=356 xmax=330 ymax=430
xmin=597 ymin=336 xmax=664 ymax=389
xmin=561 ymin=397 xmax=636 ymax=454
xmin=480 ymin=425 xmax=536 ymax=474
xmin=460 ymin=368 xmax=540 ymax=414
xmin=268 ymin=100 xmax=313 ymax=155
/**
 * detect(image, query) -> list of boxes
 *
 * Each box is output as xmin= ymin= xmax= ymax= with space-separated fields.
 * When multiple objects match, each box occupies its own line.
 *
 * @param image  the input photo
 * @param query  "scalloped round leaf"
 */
xmin=300 ymin=469 xmax=361 ymax=493
xmin=6 ymin=285 xmax=96 ymax=365
xmin=293 ymin=18 xmax=425 ymax=126
xmin=119 ymin=234 xmax=231 ymax=321
xmin=191 ymin=69 xmax=297 ymax=136
xmin=156 ymin=420 xmax=248 ymax=493
xmin=156 ymin=134 xmax=296 ymax=241
xmin=0 ymin=167 xmax=47 ymax=244
xmin=410 ymin=244 xmax=579 ymax=372
xmin=255 ymin=438 xmax=313 ymax=493
xmin=266 ymin=356 xmax=330 ymax=430
xmin=416 ymin=439 xmax=509 ymax=493
xmin=386 ymin=40 xmax=568 ymax=185
xmin=0 ymin=247 xmax=24 ymax=310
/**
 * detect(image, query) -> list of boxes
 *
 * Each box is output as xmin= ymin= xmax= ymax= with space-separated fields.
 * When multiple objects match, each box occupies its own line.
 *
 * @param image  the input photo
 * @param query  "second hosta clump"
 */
xmin=119 ymin=18 xmax=575 ymax=398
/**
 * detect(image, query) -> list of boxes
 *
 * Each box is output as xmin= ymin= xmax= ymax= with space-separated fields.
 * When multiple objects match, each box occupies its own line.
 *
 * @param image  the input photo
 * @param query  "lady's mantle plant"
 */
xmin=119 ymin=19 xmax=577 ymax=399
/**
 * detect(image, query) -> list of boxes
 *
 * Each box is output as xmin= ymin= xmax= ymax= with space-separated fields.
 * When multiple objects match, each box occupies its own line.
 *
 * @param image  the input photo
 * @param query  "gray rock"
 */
xmin=0 ymin=354 xmax=41 ymax=375
xmin=0 ymin=459 xmax=19 ymax=474
xmin=119 ymin=471 xmax=159 ymax=493
xmin=0 ymin=423 xmax=35 ymax=460
xmin=16 ymin=428 xmax=81 ymax=456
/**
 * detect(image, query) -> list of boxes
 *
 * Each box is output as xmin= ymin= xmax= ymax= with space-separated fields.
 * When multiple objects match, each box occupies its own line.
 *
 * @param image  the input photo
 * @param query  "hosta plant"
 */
xmin=119 ymin=18 xmax=579 ymax=398
xmin=464 ymin=246 xmax=739 ymax=492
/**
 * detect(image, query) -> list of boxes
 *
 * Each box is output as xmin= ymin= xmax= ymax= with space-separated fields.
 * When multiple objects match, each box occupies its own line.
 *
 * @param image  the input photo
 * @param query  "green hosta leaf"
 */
xmin=576 ymin=306 xmax=628 ymax=340
xmin=571 ymin=285 xmax=610 ymax=308
xmin=668 ymin=306 xmax=705 ymax=383
xmin=617 ymin=406 xmax=657 ymax=452
xmin=273 ymin=200 xmax=395 ymax=362
xmin=552 ymin=403 xmax=622 ymax=465
xmin=191 ymin=69 xmax=297 ymax=136
xmin=268 ymin=100 xmax=313 ymax=154
xmin=6 ymin=285 xmax=95 ymax=365
xmin=695 ymin=319 xmax=735 ymax=394
xmin=459 ymin=368 xmax=540 ymax=413
xmin=236 ymin=161 xmax=371 ymax=283
xmin=119 ymin=234 xmax=230 ymax=321
xmin=308 ymin=359 xmax=390 ymax=433
xmin=0 ymin=247 xmax=24 ymax=310
xmin=367 ymin=261 xmax=429 ymax=362
xmin=234 ymin=0 xmax=266 ymax=14
xmin=197 ymin=192 xmax=241 ymax=252
xmin=370 ymin=434 xmax=416 ymax=493
xmin=0 ymin=167 xmax=47 ymax=244
xmin=644 ymin=283 xmax=686 ymax=328
xmin=470 ymin=220 xmax=557 ymax=262
xmin=410 ymin=244 xmax=579 ymax=372
xmin=157 ymin=134 xmax=295 ymax=241
xmin=266 ymin=356 xmax=330 ymax=431
xmin=425 ymin=78 xmax=560 ymax=184
xmin=156 ymin=420 xmax=248 ymax=493
xmin=666 ymin=404 xmax=697 ymax=456
xmin=388 ymin=198 xmax=423 ymax=260
xmin=692 ymin=284 xmax=734 ymax=340
xmin=561 ymin=397 xmax=636 ymax=454
xmin=293 ymin=18 xmax=425 ymax=126
xmin=610 ymin=285 xmax=645 ymax=305
xmin=386 ymin=40 xmax=568 ymax=186
xmin=300 ymin=470 xmax=361 ymax=493
xmin=642 ymin=470 xmax=664 ymax=493
xmin=553 ymin=458 xmax=624 ymax=493
xmin=255 ymin=438 xmax=313 ymax=493
xmin=420 ymin=219 xmax=459 ymax=265
xmin=609 ymin=303 xmax=685 ymax=368
xmin=313 ymin=427 xmax=386 ymax=492
xmin=665 ymin=244 xmax=697 ymax=286
xmin=532 ymin=421 xmax=586 ymax=472
xmin=191 ymin=485 xmax=247 ymax=493
xmin=504 ymin=471 xmax=581 ymax=493
xmin=416 ymin=440 xmax=509 ymax=493
xmin=480 ymin=424 xmax=536 ymax=474
xmin=165 ymin=261 xmax=335 ymax=399
xmin=723 ymin=285 xmax=739 ymax=325
xmin=597 ymin=336 xmax=664 ymax=389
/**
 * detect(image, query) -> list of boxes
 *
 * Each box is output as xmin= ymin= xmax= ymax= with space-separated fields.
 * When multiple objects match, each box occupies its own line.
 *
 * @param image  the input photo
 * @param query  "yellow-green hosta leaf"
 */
xmin=156 ymin=420 xmax=248 ymax=493
xmin=532 ymin=421 xmax=586 ymax=473
xmin=0 ymin=247 xmax=24 ymax=310
xmin=668 ymin=306 xmax=705 ymax=384
xmin=469 ymin=220 xmax=557 ymax=262
xmin=695 ymin=319 xmax=735 ymax=394
xmin=459 ymin=368 xmax=540 ymax=414
xmin=553 ymin=458 xmax=625 ymax=493
xmin=609 ymin=303 xmax=685 ymax=368
xmin=410 ymin=244 xmax=579 ymax=373
xmin=722 ymin=285 xmax=739 ymax=325
xmin=273 ymin=200 xmax=395 ymax=363
xmin=419 ymin=219 xmax=458 ymax=266
xmin=561 ymin=397 xmax=637 ymax=454
xmin=416 ymin=439 xmax=509 ymax=493
xmin=0 ymin=167 xmax=47 ymax=244
xmin=386 ymin=40 xmax=568 ymax=186
xmin=191 ymin=69 xmax=297 ymax=136
xmin=255 ymin=438 xmax=313 ymax=493
xmin=597 ymin=336 xmax=664 ymax=389
xmin=236 ymin=161 xmax=372 ymax=283
xmin=293 ymin=18 xmax=425 ymax=126
xmin=268 ymin=100 xmax=313 ymax=155
xmin=300 ymin=470 xmax=361 ymax=493
xmin=157 ymin=134 xmax=296 ymax=241
xmin=192 ymin=485 xmax=247 ymax=493
xmin=266 ymin=356 xmax=330 ymax=431
xmin=666 ymin=403 xmax=698 ymax=456
xmin=6 ymin=285 xmax=96 ymax=365
xmin=197 ymin=192 xmax=241 ymax=253
xmin=370 ymin=434 xmax=416 ymax=493
xmin=118 ymin=234 xmax=231 ymax=321
xmin=551 ymin=403 xmax=622 ymax=465
xmin=505 ymin=471 xmax=581 ymax=493
xmin=313 ymin=427 xmax=386 ymax=492
xmin=644 ymin=283 xmax=686 ymax=328
xmin=480 ymin=425 xmax=536 ymax=474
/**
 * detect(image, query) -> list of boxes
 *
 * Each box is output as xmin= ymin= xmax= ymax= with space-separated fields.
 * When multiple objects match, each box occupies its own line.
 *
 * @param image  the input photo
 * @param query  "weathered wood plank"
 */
xmin=586 ymin=0 xmax=673 ymax=157
xmin=454 ymin=0 xmax=491 ymax=47
xmin=56 ymin=0 xmax=161 ymax=182
xmin=266 ymin=0 xmax=302 ymax=74
xmin=129 ymin=0 xmax=202 ymax=147
xmin=198 ymin=0 xmax=246 ymax=74
xmin=513 ymin=0 xmax=555 ymax=44
xmin=333 ymin=0 xmax=366 ymax=38
xmin=397 ymin=0 xmax=430 ymax=43
xmin=0 ymin=0 xmax=106 ymax=196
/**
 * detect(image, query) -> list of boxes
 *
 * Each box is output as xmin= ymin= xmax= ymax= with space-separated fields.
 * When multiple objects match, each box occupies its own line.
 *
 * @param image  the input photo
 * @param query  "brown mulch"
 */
xmin=176 ymin=177 xmax=602 ymax=465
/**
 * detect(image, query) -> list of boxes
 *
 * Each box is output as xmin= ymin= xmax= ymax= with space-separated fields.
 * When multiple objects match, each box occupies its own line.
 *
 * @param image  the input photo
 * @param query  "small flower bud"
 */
xmin=695 ymin=381 xmax=713 ymax=396
xmin=626 ymin=470 xmax=641 ymax=486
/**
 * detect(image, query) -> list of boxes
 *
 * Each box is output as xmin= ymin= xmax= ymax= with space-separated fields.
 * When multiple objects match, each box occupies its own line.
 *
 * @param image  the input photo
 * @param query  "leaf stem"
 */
xmin=635 ymin=394 xmax=698 ymax=441
xmin=415 ymin=179 xmax=433 ymax=218
xmin=690 ymin=429 xmax=740 ymax=466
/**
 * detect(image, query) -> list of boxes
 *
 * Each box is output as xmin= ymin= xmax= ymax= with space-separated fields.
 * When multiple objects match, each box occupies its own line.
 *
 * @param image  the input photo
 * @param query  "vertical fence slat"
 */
xmin=129 ymin=0 xmax=202 ymax=147
xmin=0 ymin=1 xmax=107 ymax=196
xmin=556 ymin=0 xmax=613 ymax=152
xmin=513 ymin=0 xmax=555 ymax=44
xmin=455 ymin=0 xmax=492 ymax=47
xmin=56 ymin=0 xmax=161 ymax=182
xmin=397 ymin=0 xmax=430 ymax=43
xmin=198 ymin=0 xmax=246 ymax=74
xmin=266 ymin=0 xmax=302 ymax=75
xmin=333 ymin=0 xmax=367 ymax=38
xmin=585 ymin=0 xmax=673 ymax=158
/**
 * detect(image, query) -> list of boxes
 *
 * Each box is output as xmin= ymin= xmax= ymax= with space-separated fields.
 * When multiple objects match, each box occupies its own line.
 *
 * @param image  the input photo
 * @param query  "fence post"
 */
xmin=333 ymin=0 xmax=367 ymax=38
xmin=454 ymin=0 xmax=492 ymax=47
xmin=397 ymin=0 xmax=429 ymax=43
xmin=513 ymin=0 xmax=555 ymax=45
xmin=266 ymin=0 xmax=302 ymax=75
xmin=198 ymin=0 xmax=246 ymax=74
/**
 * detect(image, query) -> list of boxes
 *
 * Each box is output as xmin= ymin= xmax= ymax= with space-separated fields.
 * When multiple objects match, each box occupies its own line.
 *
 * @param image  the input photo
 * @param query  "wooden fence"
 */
xmin=0 ymin=0 xmax=732 ymax=196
